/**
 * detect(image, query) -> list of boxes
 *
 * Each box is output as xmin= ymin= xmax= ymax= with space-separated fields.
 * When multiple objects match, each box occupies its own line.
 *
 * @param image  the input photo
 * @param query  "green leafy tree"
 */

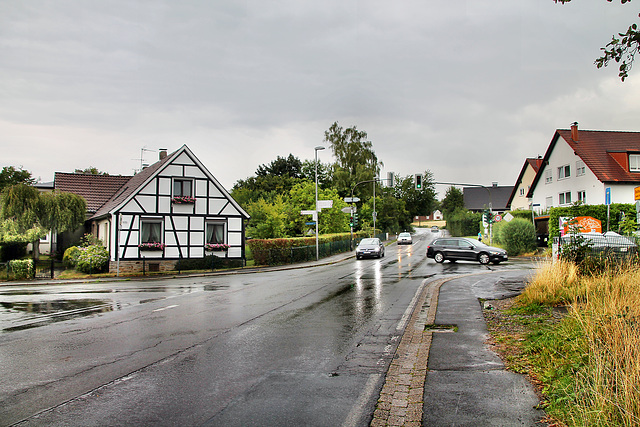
xmin=0 ymin=166 xmax=35 ymax=190
xmin=440 ymin=186 xmax=465 ymax=218
xmin=245 ymin=197 xmax=288 ymax=239
xmin=555 ymin=0 xmax=639 ymax=81
xmin=323 ymin=121 xmax=379 ymax=198
xmin=0 ymin=184 xmax=87 ymax=258
xmin=74 ymin=167 xmax=109 ymax=175
xmin=286 ymin=181 xmax=349 ymax=236
xmin=256 ymin=154 xmax=303 ymax=178
xmin=393 ymin=172 xmax=437 ymax=219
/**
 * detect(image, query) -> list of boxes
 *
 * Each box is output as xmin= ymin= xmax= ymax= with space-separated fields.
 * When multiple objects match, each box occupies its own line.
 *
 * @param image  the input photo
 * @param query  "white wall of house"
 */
xmin=511 ymin=164 xmax=537 ymax=210
xmin=531 ymin=138 xmax=637 ymax=213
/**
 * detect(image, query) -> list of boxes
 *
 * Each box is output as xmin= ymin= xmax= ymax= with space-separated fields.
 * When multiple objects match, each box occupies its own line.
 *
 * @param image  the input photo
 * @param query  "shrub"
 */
xmin=63 ymin=246 xmax=81 ymax=267
xmin=75 ymin=245 xmax=110 ymax=274
xmin=8 ymin=259 xmax=34 ymax=279
xmin=500 ymin=218 xmax=536 ymax=256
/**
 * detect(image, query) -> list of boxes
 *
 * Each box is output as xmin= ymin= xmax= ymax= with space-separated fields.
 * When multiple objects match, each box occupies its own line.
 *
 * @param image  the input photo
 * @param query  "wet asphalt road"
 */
xmin=0 ymin=230 xmax=537 ymax=426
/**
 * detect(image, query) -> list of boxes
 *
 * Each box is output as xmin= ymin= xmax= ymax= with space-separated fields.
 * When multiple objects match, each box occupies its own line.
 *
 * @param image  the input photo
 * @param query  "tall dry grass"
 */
xmin=519 ymin=260 xmax=640 ymax=426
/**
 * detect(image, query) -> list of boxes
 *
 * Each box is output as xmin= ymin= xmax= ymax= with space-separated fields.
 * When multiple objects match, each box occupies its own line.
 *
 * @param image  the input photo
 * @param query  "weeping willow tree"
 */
xmin=0 ymin=184 xmax=86 ymax=259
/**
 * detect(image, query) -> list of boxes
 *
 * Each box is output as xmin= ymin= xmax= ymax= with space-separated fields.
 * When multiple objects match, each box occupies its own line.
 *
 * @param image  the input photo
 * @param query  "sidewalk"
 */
xmin=371 ymin=273 xmax=545 ymax=427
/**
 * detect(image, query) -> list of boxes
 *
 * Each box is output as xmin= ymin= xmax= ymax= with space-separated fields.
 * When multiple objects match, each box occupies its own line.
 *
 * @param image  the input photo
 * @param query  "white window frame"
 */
xmin=172 ymin=178 xmax=194 ymax=198
xmin=557 ymin=164 xmax=570 ymax=180
xmin=577 ymin=190 xmax=586 ymax=203
xmin=545 ymin=169 xmax=552 ymax=184
xmin=559 ymin=191 xmax=572 ymax=206
xmin=140 ymin=218 xmax=163 ymax=244
xmin=545 ymin=196 xmax=553 ymax=209
xmin=206 ymin=221 xmax=227 ymax=244
xmin=576 ymin=160 xmax=586 ymax=176
xmin=630 ymin=154 xmax=640 ymax=172
xmin=519 ymin=188 xmax=525 ymax=196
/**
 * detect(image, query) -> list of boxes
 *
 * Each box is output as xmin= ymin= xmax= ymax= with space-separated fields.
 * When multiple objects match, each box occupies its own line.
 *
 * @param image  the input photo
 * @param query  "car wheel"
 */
xmin=434 ymin=252 xmax=445 ymax=263
xmin=478 ymin=253 xmax=490 ymax=265
xmin=356 ymin=255 xmax=361 ymax=260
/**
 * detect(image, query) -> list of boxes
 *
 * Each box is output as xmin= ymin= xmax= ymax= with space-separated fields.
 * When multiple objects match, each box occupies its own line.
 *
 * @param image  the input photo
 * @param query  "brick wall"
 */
xmin=109 ymin=259 xmax=178 ymax=274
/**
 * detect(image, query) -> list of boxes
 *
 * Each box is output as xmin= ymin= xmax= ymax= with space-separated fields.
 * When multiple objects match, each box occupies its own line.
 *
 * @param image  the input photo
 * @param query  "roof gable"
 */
xmin=527 ymin=129 xmax=640 ymax=198
xmin=506 ymin=157 xmax=543 ymax=208
xmin=91 ymin=145 xmax=249 ymax=219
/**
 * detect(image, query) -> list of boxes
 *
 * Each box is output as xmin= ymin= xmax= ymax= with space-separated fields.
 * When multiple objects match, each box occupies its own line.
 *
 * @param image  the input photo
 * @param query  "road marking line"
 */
xmin=152 ymin=304 xmax=178 ymax=312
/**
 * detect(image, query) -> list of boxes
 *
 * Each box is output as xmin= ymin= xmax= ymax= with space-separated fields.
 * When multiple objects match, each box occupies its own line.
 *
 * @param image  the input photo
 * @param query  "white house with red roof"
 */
xmin=506 ymin=157 xmax=543 ymax=211
xmin=54 ymin=145 xmax=250 ymax=273
xmin=527 ymin=123 xmax=640 ymax=214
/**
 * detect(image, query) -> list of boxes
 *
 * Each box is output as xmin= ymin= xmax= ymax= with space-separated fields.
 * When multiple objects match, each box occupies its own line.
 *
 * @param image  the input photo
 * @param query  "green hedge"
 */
xmin=247 ymin=232 xmax=368 ymax=266
xmin=8 ymin=259 xmax=34 ymax=279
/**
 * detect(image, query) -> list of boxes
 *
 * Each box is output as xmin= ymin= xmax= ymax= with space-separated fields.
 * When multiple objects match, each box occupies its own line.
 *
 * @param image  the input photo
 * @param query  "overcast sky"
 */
xmin=2 ymin=1 xmax=639 ymax=196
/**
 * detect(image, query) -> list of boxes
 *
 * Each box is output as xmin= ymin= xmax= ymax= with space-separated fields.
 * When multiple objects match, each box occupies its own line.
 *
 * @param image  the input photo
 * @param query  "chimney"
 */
xmin=159 ymin=148 xmax=168 ymax=160
xmin=571 ymin=122 xmax=579 ymax=142
xmin=492 ymin=182 xmax=498 ymax=187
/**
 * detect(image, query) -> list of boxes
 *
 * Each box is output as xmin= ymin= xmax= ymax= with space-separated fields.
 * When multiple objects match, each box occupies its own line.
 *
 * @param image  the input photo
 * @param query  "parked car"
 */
xmin=560 ymin=231 xmax=638 ymax=256
xmin=356 ymin=238 xmax=385 ymax=259
xmin=426 ymin=237 xmax=508 ymax=265
xmin=397 ymin=232 xmax=412 ymax=245
xmin=431 ymin=226 xmax=439 ymax=233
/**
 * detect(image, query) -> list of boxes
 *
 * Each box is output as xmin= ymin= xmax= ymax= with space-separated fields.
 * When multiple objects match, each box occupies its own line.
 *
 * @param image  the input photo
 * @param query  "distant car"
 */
xmin=426 ymin=237 xmax=508 ymax=265
xmin=397 ymin=232 xmax=412 ymax=245
xmin=431 ymin=226 xmax=439 ymax=233
xmin=356 ymin=238 xmax=385 ymax=259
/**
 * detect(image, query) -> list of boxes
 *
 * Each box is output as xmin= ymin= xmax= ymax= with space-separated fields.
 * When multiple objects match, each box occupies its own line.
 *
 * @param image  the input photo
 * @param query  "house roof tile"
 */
xmin=54 ymin=173 xmax=132 ymax=213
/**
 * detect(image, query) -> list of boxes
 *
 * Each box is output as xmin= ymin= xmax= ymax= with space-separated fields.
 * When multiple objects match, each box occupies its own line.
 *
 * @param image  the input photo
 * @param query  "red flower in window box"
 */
xmin=172 ymin=196 xmax=196 ymax=204
xmin=139 ymin=242 xmax=166 ymax=251
xmin=205 ymin=243 xmax=230 ymax=251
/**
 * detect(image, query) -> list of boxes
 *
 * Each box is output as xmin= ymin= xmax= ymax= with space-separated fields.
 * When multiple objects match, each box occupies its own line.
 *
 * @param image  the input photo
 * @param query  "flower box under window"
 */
xmin=139 ymin=242 xmax=166 ymax=251
xmin=205 ymin=243 xmax=230 ymax=252
xmin=172 ymin=196 xmax=196 ymax=204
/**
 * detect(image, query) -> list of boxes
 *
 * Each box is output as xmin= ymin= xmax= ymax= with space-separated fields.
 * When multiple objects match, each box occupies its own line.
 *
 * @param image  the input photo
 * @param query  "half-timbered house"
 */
xmin=55 ymin=145 xmax=249 ymax=273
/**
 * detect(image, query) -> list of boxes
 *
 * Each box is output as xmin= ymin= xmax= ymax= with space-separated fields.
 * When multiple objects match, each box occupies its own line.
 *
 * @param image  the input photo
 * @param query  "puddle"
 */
xmin=203 ymin=284 xmax=230 ymax=291
xmin=1 ymin=299 xmax=117 ymax=332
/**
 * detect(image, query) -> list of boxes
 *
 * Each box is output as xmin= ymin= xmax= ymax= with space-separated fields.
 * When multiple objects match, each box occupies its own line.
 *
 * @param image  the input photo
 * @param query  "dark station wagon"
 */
xmin=426 ymin=237 xmax=508 ymax=265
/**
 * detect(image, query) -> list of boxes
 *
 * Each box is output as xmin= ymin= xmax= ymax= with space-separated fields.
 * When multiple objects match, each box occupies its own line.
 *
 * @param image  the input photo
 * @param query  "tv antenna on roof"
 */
xmin=132 ymin=146 xmax=156 ymax=174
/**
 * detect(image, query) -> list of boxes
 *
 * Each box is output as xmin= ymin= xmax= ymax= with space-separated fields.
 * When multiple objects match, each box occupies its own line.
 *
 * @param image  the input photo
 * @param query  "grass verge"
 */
xmin=484 ymin=259 xmax=640 ymax=426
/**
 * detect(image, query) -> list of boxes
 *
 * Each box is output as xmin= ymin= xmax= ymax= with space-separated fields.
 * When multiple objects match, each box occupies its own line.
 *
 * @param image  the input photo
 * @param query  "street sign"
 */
xmin=317 ymin=200 xmax=333 ymax=209
xmin=305 ymin=222 xmax=316 ymax=226
xmin=605 ymin=187 xmax=611 ymax=205
xmin=341 ymin=207 xmax=352 ymax=214
xmin=494 ymin=214 xmax=502 ymax=222
xmin=503 ymin=212 xmax=514 ymax=222
xmin=343 ymin=197 xmax=360 ymax=203
xmin=300 ymin=210 xmax=315 ymax=215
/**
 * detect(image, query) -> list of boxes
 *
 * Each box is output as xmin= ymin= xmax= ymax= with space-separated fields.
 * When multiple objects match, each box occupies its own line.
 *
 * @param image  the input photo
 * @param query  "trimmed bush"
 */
xmin=63 ymin=246 xmax=81 ymax=267
xmin=8 ymin=259 xmax=34 ymax=279
xmin=75 ymin=245 xmax=110 ymax=274
xmin=500 ymin=218 xmax=536 ymax=256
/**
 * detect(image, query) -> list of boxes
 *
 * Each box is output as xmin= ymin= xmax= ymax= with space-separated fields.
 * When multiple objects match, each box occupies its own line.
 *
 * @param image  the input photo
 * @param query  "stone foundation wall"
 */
xmin=109 ymin=259 xmax=178 ymax=274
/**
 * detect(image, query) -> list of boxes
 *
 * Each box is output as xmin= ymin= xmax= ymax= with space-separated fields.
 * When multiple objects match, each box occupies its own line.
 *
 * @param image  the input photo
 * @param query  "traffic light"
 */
xmin=354 ymin=213 xmax=359 ymax=227
xmin=483 ymin=210 xmax=494 ymax=224
xmin=350 ymin=216 xmax=354 ymax=227
xmin=415 ymin=173 xmax=423 ymax=190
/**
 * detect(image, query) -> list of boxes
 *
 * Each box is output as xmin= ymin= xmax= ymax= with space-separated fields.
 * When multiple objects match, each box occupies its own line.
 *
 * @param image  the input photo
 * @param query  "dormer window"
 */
xmin=630 ymin=154 xmax=640 ymax=172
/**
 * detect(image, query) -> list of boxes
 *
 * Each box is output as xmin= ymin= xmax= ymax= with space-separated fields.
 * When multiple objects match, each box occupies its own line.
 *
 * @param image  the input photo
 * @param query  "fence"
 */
xmin=553 ymin=233 xmax=640 ymax=260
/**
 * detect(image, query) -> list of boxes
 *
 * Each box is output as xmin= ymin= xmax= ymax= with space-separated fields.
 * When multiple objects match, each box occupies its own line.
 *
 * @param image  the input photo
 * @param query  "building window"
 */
xmin=576 ymin=160 xmax=586 ymax=176
xmin=630 ymin=154 xmax=640 ymax=172
xmin=519 ymin=188 xmax=525 ymax=196
xmin=173 ymin=179 xmax=193 ymax=197
xmin=559 ymin=191 xmax=572 ymax=205
xmin=557 ymin=164 xmax=570 ymax=180
xmin=545 ymin=169 xmax=552 ymax=184
xmin=545 ymin=196 xmax=553 ymax=209
xmin=141 ymin=220 xmax=163 ymax=244
xmin=206 ymin=222 xmax=226 ymax=244
xmin=577 ymin=190 xmax=586 ymax=203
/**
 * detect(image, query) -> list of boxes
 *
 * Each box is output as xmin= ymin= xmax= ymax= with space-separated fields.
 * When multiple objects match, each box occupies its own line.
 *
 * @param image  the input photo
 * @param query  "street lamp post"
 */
xmin=314 ymin=146 xmax=325 ymax=260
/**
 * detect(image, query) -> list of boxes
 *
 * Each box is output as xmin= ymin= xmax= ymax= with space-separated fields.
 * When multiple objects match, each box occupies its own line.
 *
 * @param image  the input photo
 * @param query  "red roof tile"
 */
xmin=558 ymin=129 xmax=640 ymax=183
xmin=54 ymin=173 xmax=132 ymax=213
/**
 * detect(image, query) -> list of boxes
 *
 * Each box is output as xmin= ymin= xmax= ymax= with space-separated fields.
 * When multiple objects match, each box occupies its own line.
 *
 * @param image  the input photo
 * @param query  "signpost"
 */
xmin=605 ymin=187 xmax=611 ymax=232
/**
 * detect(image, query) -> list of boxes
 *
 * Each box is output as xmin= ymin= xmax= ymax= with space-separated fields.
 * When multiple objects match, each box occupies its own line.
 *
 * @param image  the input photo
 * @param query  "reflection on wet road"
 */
xmin=0 ymin=228 xmax=539 ymax=426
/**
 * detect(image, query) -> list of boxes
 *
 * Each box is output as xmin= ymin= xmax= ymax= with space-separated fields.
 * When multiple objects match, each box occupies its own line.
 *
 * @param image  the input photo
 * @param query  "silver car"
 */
xmin=356 ymin=238 xmax=385 ymax=259
xmin=397 ymin=232 xmax=412 ymax=245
